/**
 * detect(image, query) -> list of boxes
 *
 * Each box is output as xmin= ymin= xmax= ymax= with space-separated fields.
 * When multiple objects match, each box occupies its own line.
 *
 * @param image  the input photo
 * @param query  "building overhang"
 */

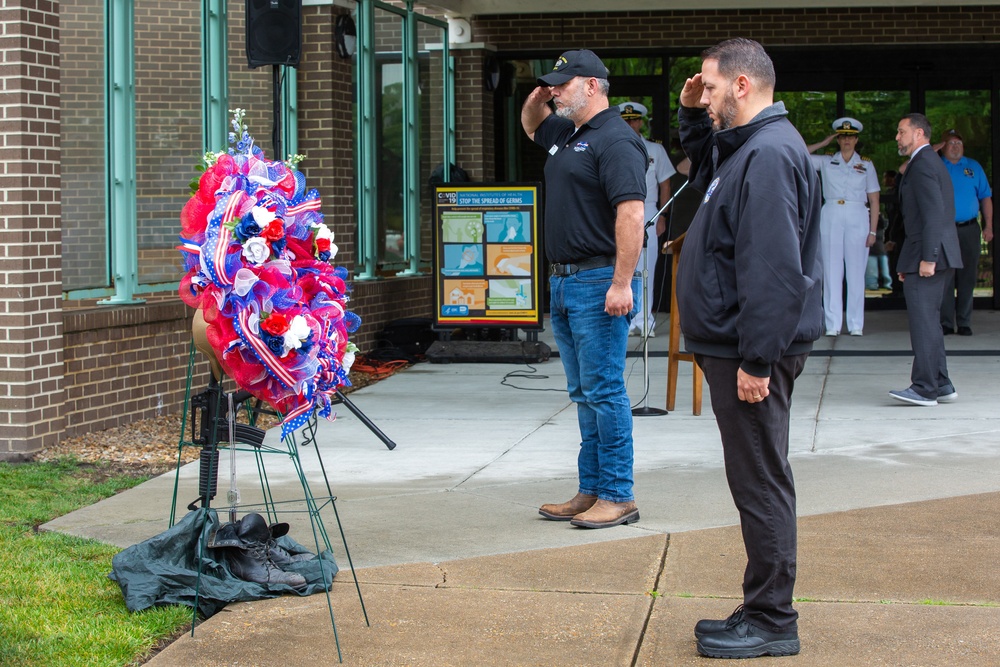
xmin=419 ymin=0 xmax=1000 ymax=15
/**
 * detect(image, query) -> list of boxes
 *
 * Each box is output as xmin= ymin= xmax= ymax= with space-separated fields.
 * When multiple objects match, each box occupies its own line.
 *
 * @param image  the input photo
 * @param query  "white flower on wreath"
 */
xmin=313 ymin=222 xmax=339 ymax=259
xmin=342 ymin=342 xmax=359 ymax=373
xmin=283 ymin=315 xmax=312 ymax=353
xmin=251 ymin=205 xmax=276 ymax=227
xmin=242 ymin=236 xmax=270 ymax=266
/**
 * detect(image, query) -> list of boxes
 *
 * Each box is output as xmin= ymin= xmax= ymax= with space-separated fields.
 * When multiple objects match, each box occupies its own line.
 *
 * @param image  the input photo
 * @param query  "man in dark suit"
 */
xmin=890 ymin=113 xmax=962 ymax=406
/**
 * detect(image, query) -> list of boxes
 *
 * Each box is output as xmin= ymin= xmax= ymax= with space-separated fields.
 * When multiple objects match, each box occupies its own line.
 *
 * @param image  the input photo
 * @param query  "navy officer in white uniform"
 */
xmin=806 ymin=117 xmax=880 ymax=336
xmin=619 ymin=101 xmax=676 ymax=338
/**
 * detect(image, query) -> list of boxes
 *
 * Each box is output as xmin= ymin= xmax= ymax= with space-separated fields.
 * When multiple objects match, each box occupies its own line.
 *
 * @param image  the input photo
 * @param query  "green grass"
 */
xmin=0 ymin=459 xmax=192 ymax=667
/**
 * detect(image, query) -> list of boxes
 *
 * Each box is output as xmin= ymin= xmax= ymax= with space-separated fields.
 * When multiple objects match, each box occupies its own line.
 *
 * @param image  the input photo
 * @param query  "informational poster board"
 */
xmin=432 ymin=183 xmax=543 ymax=330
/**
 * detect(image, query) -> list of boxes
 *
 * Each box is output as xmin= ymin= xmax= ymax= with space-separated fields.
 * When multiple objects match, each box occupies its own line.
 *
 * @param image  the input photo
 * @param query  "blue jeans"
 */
xmin=549 ymin=265 xmax=639 ymax=502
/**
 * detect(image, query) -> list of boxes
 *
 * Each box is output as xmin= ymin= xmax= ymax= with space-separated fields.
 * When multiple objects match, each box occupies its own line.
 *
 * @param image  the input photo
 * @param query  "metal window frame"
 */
xmin=98 ymin=0 xmax=141 ymax=305
xmin=67 ymin=0 xmax=299 ymax=302
xmin=355 ymin=0 xmax=452 ymax=279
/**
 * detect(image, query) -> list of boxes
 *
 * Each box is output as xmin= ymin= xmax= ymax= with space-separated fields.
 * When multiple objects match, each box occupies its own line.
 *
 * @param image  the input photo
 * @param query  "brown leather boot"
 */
xmin=538 ymin=492 xmax=598 ymax=521
xmin=569 ymin=499 xmax=639 ymax=529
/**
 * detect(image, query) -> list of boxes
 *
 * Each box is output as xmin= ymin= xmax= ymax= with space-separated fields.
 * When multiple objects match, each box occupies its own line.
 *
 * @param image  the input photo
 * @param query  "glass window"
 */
xmin=60 ymin=0 xmax=109 ymax=292
xmin=927 ymin=89 xmax=993 ymax=296
xmin=375 ymin=7 xmax=405 ymax=274
xmin=775 ymin=90 xmax=837 ymax=143
xmin=135 ymin=0 xmax=203 ymax=286
xmin=844 ymin=89 xmax=911 ymax=185
xmin=356 ymin=3 xmax=451 ymax=278
xmin=605 ymin=58 xmax=662 ymax=77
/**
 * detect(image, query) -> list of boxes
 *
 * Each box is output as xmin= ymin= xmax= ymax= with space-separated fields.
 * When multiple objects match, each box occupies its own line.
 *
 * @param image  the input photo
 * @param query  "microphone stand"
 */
xmin=632 ymin=179 xmax=689 ymax=417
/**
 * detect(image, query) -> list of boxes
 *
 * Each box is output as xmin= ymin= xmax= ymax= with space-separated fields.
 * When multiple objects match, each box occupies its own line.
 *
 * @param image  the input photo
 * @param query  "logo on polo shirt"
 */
xmin=574 ymin=141 xmax=590 ymax=152
xmin=964 ymin=168 xmax=974 ymax=178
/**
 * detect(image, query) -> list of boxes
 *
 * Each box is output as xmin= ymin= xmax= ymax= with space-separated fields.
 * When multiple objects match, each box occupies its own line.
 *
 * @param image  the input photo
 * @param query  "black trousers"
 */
xmin=903 ymin=268 xmax=954 ymax=398
xmin=941 ymin=222 xmax=981 ymax=330
xmin=696 ymin=353 xmax=808 ymax=633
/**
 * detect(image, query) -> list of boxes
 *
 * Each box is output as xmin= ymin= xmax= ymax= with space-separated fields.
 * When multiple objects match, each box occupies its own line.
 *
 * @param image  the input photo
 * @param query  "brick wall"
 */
xmin=350 ymin=277 xmax=434 ymax=350
xmin=0 ymin=0 xmax=63 ymax=460
xmin=472 ymin=7 xmax=1000 ymax=49
xmin=298 ymin=4 xmax=357 ymax=269
xmin=452 ymin=47 xmax=496 ymax=183
xmin=61 ymin=302 xmax=210 ymax=439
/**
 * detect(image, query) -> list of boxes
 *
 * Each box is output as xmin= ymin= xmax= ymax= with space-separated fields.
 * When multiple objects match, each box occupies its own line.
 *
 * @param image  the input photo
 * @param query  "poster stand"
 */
xmin=428 ymin=183 xmax=549 ymax=363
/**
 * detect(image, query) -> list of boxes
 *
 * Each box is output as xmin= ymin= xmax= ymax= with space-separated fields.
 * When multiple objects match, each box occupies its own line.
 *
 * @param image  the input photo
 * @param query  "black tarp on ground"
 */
xmin=109 ymin=508 xmax=338 ymax=617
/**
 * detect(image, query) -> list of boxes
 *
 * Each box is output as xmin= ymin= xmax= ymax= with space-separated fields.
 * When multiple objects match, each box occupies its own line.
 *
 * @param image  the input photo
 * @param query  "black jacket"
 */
xmin=676 ymin=103 xmax=823 ymax=377
xmin=896 ymin=146 xmax=961 ymax=273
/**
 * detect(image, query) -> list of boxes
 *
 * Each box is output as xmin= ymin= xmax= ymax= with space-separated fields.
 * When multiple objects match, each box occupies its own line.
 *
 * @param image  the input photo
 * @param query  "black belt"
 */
xmin=549 ymin=255 xmax=615 ymax=276
xmin=956 ymin=218 xmax=978 ymax=227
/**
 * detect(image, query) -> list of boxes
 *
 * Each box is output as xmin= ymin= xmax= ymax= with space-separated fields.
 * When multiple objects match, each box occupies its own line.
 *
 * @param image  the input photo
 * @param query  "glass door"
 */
xmin=926 ymin=89 xmax=993 ymax=304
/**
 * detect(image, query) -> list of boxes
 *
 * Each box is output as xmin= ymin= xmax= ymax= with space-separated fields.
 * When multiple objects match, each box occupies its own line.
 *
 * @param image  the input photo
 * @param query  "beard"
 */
xmin=711 ymin=89 xmax=740 ymax=131
xmin=554 ymin=80 xmax=586 ymax=121
xmin=555 ymin=96 xmax=586 ymax=121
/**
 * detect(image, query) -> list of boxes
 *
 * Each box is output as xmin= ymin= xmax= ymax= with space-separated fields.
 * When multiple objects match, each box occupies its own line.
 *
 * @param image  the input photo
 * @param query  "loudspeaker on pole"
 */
xmin=245 ymin=0 xmax=303 ymax=69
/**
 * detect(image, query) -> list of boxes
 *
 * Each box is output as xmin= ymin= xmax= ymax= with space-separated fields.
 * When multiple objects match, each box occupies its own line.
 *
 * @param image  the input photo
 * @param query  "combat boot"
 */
xmin=225 ymin=513 xmax=307 ymax=589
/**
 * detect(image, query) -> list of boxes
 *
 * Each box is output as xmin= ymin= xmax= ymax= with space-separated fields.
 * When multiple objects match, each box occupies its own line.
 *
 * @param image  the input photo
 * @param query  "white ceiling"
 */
xmin=421 ymin=0 xmax=1000 ymax=16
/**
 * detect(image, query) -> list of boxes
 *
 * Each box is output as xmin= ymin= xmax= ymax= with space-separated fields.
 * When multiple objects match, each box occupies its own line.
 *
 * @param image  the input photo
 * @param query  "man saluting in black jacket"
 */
xmin=676 ymin=38 xmax=823 ymax=659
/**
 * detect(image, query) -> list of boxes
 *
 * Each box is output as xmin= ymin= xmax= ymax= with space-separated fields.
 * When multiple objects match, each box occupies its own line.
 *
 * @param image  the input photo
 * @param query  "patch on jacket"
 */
xmin=573 ymin=141 xmax=590 ymax=153
xmin=704 ymin=177 xmax=720 ymax=203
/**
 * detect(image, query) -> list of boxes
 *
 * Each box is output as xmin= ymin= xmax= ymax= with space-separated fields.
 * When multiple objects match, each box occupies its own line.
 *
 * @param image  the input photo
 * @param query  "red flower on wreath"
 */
xmin=316 ymin=237 xmax=331 ymax=253
xmin=261 ymin=218 xmax=285 ymax=242
xmin=260 ymin=312 xmax=290 ymax=336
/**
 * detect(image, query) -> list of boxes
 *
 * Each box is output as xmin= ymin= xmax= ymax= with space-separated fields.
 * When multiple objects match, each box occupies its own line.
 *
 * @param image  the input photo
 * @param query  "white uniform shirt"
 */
xmin=810 ymin=152 xmax=879 ymax=203
xmin=642 ymin=138 xmax=677 ymax=221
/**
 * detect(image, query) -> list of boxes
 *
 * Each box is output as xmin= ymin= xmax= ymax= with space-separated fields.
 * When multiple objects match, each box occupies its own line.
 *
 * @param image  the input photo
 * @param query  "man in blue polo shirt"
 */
xmin=933 ymin=128 xmax=994 ymax=336
xmin=521 ymin=49 xmax=647 ymax=529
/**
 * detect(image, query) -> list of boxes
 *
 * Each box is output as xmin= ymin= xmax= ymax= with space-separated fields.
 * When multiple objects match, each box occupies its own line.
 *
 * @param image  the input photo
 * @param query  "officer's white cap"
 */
xmin=619 ymin=102 xmax=647 ymax=120
xmin=833 ymin=117 xmax=863 ymax=134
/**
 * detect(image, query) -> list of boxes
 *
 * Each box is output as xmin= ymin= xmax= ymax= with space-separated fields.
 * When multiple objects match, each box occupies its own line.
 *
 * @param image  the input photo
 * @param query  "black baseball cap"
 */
xmin=537 ymin=50 xmax=609 ymax=86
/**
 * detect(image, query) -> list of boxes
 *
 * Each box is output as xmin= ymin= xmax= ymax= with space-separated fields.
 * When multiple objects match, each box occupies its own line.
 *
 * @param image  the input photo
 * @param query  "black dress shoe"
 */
xmin=957 ymin=326 xmax=972 ymax=336
xmin=942 ymin=325 xmax=954 ymax=335
xmin=694 ymin=604 xmax=744 ymax=639
xmin=696 ymin=619 xmax=800 ymax=659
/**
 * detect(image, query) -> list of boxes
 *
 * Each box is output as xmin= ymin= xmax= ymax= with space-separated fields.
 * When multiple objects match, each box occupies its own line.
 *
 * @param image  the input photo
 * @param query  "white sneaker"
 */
xmin=628 ymin=328 xmax=640 ymax=337
xmin=849 ymin=329 xmax=863 ymax=336
xmin=825 ymin=330 xmax=839 ymax=337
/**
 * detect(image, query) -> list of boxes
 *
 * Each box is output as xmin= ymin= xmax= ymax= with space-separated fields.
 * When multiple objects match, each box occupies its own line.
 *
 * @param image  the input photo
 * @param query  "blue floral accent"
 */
xmin=233 ymin=213 xmax=262 ymax=242
xmin=261 ymin=329 xmax=285 ymax=355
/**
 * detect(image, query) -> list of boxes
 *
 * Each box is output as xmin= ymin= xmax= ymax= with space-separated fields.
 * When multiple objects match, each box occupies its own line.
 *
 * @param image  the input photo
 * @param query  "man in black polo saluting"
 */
xmin=521 ymin=50 xmax=647 ymax=529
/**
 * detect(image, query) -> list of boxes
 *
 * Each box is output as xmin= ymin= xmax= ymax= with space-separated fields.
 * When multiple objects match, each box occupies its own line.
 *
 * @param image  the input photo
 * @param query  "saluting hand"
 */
xmin=526 ymin=86 xmax=554 ymax=107
xmin=679 ymin=74 xmax=706 ymax=109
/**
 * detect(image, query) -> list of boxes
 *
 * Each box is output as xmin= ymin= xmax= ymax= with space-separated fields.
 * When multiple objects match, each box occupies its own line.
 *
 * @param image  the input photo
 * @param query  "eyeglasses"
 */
xmin=946 ymin=140 xmax=963 ymax=146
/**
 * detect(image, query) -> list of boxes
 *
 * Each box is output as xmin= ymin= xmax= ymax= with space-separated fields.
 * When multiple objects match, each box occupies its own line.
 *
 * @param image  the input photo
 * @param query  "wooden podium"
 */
xmin=663 ymin=232 xmax=703 ymax=415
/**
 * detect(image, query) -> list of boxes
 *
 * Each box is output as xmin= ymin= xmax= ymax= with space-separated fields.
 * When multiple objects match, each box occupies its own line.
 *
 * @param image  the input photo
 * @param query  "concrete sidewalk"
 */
xmin=43 ymin=309 xmax=1000 ymax=665
xmin=144 ymin=493 xmax=1000 ymax=667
